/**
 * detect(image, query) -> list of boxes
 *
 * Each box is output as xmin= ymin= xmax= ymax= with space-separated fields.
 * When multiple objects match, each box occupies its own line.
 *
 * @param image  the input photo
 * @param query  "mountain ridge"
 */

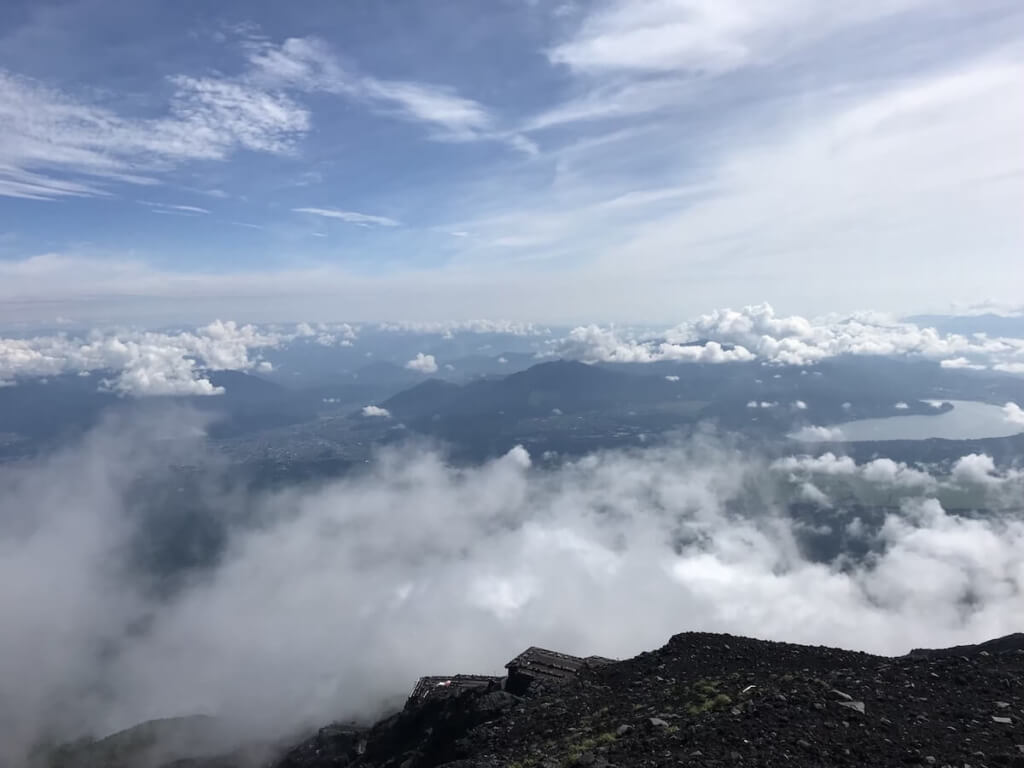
xmin=42 ymin=631 xmax=1024 ymax=768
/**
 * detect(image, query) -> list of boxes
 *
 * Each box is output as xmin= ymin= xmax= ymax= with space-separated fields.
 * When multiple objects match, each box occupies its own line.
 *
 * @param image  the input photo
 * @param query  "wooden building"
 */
xmin=504 ymin=647 xmax=615 ymax=695
xmin=408 ymin=674 xmax=504 ymax=705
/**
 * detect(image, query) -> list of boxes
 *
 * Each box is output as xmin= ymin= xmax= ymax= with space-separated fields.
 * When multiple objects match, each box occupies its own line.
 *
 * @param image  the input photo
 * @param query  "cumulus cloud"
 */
xmin=294 ymin=321 xmax=359 ymax=347
xmin=664 ymin=375 xmax=680 ymax=382
xmin=1003 ymin=402 xmax=1024 ymax=426
xmin=405 ymin=353 xmax=438 ymax=374
xmin=940 ymin=357 xmax=986 ymax=370
xmin=790 ymin=425 xmax=844 ymax=441
xmin=797 ymin=482 xmax=831 ymax=507
xmin=792 ymin=400 xmax=808 ymax=410
xmin=774 ymin=450 xmax=1024 ymax=504
xmin=950 ymin=453 xmax=1000 ymax=485
xmin=0 ymin=321 xmax=371 ymax=394
xmin=555 ymin=325 xmax=754 ymax=364
xmin=774 ymin=452 xmax=857 ymax=476
xmin=0 ymin=321 xmax=288 ymax=395
xmin=554 ymin=303 xmax=1024 ymax=370
xmin=361 ymin=405 xmax=391 ymax=418
xmin=894 ymin=401 xmax=910 ymax=410
xmin=3 ymin=420 xmax=1024 ymax=763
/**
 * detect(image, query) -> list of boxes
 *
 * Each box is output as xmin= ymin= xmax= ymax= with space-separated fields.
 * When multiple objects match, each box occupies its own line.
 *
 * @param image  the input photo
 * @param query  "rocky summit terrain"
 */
xmin=43 ymin=632 xmax=1024 ymax=768
xmin=274 ymin=632 xmax=1024 ymax=768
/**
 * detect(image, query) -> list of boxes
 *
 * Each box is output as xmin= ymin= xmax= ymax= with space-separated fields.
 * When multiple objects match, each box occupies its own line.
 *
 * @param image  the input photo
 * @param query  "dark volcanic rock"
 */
xmin=272 ymin=632 xmax=1024 ymax=768
xmin=54 ymin=632 xmax=1024 ymax=768
xmin=908 ymin=633 xmax=1024 ymax=659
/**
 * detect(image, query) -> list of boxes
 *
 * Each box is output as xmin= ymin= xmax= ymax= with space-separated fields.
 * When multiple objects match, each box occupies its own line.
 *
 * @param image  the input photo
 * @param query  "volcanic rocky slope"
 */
xmin=275 ymin=632 xmax=1024 ymax=768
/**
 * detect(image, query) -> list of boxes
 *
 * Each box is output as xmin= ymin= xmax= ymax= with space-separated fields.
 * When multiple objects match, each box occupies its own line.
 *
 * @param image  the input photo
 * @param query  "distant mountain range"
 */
xmin=382 ymin=360 xmax=680 ymax=422
xmin=2 ymin=354 xmax=1022 ymax=465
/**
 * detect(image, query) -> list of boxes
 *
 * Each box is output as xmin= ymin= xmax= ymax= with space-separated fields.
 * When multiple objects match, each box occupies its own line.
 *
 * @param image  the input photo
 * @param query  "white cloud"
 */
xmin=553 ymin=303 xmax=1024 ymax=369
xmin=360 ymin=78 xmax=491 ymax=135
xmin=775 ymin=450 xmax=1024 ymax=498
xmin=0 ymin=321 xmax=288 ymax=395
xmin=774 ymin=452 xmax=856 ymax=476
xmin=0 ymin=32 xmax=521 ymax=203
xmin=797 ymin=482 xmax=831 ymax=507
xmin=377 ymin=320 xmax=548 ymax=336
xmin=547 ymin=0 xmax=925 ymax=75
xmin=0 ymin=66 xmax=309 ymax=200
xmin=245 ymin=36 xmax=531 ymax=151
xmin=950 ymin=453 xmax=1000 ymax=485
xmin=361 ymin=405 xmax=391 ymax=418
xmin=792 ymin=400 xmax=807 ymax=410
xmin=293 ymin=207 xmax=400 ymax=227
xmin=523 ymin=77 xmax=695 ymax=131
xmin=940 ymin=357 xmax=986 ymax=370
xmin=449 ymin=42 xmax=1024 ymax=320
xmin=608 ymin=54 xmax=1023 ymax=305
xmin=664 ymin=375 xmax=680 ymax=382
xmin=294 ymin=321 xmax=360 ymax=346
xmin=859 ymin=458 xmax=934 ymax=490
xmin=4 ymin=425 xmax=1024 ymax=761
xmin=790 ymin=425 xmax=844 ymax=441
xmin=746 ymin=400 xmax=777 ymax=409
xmin=405 ymin=353 xmax=438 ymax=374
xmin=894 ymin=402 xmax=909 ymax=410
xmin=142 ymin=202 xmax=211 ymax=215
xmin=556 ymin=325 xmax=754 ymax=364
xmin=1003 ymin=402 xmax=1024 ymax=426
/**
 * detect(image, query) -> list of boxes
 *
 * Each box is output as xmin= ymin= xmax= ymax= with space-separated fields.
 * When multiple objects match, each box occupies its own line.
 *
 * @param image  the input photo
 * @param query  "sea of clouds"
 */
xmin=1 ymin=410 xmax=1022 ymax=762
xmin=3 ymin=304 xmax=1024 ymax=395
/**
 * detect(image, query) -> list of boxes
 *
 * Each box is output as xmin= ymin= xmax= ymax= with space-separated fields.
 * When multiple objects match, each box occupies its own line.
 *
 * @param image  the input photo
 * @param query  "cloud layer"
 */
xmin=2 ymin=415 xmax=1022 ymax=761
xmin=3 ymin=305 xmax=1024 ymax=395
xmin=0 ymin=321 xmax=284 ymax=395
xmin=554 ymin=303 xmax=1024 ymax=369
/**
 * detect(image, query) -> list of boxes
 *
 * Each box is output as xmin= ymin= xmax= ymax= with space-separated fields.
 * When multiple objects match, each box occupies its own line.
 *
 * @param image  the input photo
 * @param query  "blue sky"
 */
xmin=1 ymin=0 xmax=1022 ymax=326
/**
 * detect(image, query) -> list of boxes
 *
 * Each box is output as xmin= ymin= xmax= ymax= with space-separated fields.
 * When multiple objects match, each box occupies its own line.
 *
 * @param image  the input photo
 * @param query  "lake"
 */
xmin=792 ymin=400 xmax=1024 ymax=442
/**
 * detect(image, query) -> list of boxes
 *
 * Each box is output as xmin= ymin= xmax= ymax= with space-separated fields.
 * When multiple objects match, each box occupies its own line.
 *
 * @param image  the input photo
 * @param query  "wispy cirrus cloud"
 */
xmin=522 ymin=77 xmax=697 ymax=132
xmin=360 ymin=78 xmax=493 ymax=137
xmin=0 ymin=30 xmax=525 ymax=204
xmin=245 ymin=35 xmax=533 ymax=151
xmin=292 ymin=207 xmax=401 ymax=227
xmin=141 ymin=201 xmax=211 ymax=216
xmin=0 ymin=67 xmax=309 ymax=201
xmin=546 ymin=0 xmax=928 ymax=75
